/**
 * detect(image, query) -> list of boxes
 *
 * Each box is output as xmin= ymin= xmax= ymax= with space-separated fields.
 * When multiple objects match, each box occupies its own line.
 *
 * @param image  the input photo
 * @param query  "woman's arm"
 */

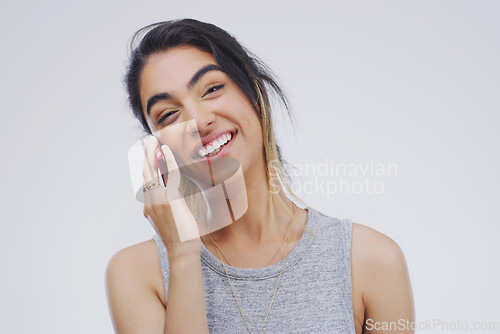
xmin=106 ymin=141 xmax=209 ymax=333
xmin=106 ymin=240 xmax=209 ymax=334
xmin=351 ymin=223 xmax=415 ymax=334
xmin=106 ymin=241 xmax=167 ymax=334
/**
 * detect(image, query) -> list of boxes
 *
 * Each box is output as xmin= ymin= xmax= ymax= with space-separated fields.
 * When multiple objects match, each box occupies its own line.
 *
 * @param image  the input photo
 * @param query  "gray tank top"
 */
xmin=153 ymin=207 xmax=356 ymax=333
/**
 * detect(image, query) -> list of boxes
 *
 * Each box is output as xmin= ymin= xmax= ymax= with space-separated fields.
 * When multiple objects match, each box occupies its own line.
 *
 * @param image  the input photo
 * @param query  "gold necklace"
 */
xmin=208 ymin=205 xmax=296 ymax=334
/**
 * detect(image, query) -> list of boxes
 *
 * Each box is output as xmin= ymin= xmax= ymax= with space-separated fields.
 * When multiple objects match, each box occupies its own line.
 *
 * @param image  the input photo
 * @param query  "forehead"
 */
xmin=140 ymin=45 xmax=218 ymax=97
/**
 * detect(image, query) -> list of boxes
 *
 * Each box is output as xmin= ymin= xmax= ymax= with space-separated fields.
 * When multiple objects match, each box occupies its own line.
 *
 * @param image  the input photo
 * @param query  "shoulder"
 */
xmin=351 ymin=223 xmax=413 ymax=313
xmin=351 ymin=223 xmax=409 ymax=289
xmin=106 ymin=239 xmax=159 ymax=276
xmin=351 ymin=223 xmax=407 ymax=269
xmin=106 ymin=239 xmax=166 ymax=305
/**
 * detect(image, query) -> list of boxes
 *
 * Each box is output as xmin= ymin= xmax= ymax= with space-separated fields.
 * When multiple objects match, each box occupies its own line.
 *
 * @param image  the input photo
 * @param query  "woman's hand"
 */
xmin=142 ymin=136 xmax=201 ymax=260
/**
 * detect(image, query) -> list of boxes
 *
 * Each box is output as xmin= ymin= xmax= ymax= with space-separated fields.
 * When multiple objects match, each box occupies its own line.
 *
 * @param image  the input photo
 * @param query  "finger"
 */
xmin=141 ymin=136 xmax=168 ymax=205
xmin=143 ymin=176 xmax=153 ymax=204
xmin=161 ymin=144 xmax=183 ymax=194
xmin=141 ymin=135 xmax=160 ymax=186
xmin=155 ymin=145 xmax=169 ymax=186
xmin=161 ymin=145 xmax=179 ymax=173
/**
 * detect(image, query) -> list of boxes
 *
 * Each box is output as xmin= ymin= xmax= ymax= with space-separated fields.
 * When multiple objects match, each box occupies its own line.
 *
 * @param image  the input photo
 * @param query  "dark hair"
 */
xmin=125 ymin=18 xmax=289 ymax=136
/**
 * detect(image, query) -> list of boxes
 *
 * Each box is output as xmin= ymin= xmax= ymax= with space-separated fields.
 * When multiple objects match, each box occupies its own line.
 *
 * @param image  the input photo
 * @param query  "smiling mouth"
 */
xmin=195 ymin=131 xmax=236 ymax=159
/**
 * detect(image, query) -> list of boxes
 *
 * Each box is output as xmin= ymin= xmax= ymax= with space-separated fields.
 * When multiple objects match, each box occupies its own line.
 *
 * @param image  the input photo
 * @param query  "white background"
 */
xmin=0 ymin=1 xmax=498 ymax=333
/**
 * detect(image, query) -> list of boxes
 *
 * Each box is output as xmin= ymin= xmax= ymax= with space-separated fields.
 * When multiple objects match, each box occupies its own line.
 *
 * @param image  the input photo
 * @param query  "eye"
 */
xmin=202 ymin=84 xmax=225 ymax=98
xmin=157 ymin=110 xmax=178 ymax=124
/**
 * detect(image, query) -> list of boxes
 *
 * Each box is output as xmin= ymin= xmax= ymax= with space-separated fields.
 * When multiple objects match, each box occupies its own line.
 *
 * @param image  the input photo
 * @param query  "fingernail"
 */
xmin=155 ymin=147 xmax=164 ymax=160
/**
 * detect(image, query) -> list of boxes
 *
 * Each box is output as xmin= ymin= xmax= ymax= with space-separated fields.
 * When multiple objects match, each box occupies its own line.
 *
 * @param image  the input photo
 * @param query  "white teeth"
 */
xmin=197 ymin=132 xmax=233 ymax=157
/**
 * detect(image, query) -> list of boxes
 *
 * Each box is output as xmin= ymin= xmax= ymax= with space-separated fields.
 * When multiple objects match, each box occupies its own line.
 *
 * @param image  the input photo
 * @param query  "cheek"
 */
xmin=220 ymin=92 xmax=264 ymax=148
xmin=227 ymin=97 xmax=261 ymax=130
xmin=235 ymin=109 xmax=262 ymax=145
xmin=246 ymin=109 xmax=264 ymax=143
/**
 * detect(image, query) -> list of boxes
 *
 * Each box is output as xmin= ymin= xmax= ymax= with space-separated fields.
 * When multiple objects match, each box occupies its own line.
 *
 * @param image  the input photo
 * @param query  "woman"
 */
xmin=106 ymin=18 xmax=415 ymax=334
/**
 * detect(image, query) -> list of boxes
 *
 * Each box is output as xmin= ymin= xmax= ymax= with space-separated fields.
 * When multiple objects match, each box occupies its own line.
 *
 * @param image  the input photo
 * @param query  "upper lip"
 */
xmin=192 ymin=129 xmax=236 ymax=159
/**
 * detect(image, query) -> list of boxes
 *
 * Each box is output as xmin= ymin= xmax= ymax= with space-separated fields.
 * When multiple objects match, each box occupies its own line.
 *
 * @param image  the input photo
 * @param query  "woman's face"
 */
xmin=139 ymin=45 xmax=264 ymax=184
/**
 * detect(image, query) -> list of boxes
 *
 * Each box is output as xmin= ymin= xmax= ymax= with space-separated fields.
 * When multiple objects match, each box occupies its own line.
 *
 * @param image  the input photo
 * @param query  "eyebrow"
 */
xmin=146 ymin=64 xmax=225 ymax=116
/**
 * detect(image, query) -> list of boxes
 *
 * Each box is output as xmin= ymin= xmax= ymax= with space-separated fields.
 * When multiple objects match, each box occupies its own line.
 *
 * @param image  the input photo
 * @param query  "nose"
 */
xmin=185 ymin=102 xmax=216 ymax=138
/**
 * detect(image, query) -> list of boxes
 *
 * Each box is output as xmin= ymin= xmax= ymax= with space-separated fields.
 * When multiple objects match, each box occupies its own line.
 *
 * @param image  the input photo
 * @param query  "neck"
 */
xmin=201 ymin=156 xmax=294 ymax=246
